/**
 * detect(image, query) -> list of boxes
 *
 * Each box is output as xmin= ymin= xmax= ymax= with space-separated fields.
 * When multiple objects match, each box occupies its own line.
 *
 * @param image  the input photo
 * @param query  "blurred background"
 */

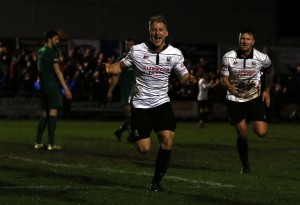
xmin=0 ymin=0 xmax=299 ymax=122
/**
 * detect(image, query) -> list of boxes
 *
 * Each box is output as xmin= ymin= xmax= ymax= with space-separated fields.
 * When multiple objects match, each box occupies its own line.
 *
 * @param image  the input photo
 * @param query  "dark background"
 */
xmin=0 ymin=0 xmax=298 ymax=46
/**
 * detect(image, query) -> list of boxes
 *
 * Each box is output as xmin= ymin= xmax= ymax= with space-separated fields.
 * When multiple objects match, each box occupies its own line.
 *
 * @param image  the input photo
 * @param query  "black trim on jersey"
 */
xmin=146 ymin=41 xmax=169 ymax=65
xmin=235 ymin=48 xmax=254 ymax=59
xmin=235 ymin=48 xmax=254 ymax=68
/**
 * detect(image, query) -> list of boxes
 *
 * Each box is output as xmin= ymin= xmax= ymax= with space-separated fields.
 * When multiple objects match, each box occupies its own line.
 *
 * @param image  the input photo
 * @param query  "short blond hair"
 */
xmin=148 ymin=15 xmax=168 ymax=30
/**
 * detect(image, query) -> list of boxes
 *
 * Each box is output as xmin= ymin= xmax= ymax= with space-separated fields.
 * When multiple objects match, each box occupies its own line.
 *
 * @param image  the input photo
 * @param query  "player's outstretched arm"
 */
xmin=180 ymin=73 xmax=197 ymax=86
xmin=105 ymin=61 xmax=127 ymax=75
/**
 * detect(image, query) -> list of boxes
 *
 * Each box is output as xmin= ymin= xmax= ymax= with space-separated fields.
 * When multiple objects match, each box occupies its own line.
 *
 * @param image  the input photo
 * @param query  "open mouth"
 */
xmin=241 ymin=44 xmax=248 ymax=48
xmin=154 ymin=35 xmax=161 ymax=40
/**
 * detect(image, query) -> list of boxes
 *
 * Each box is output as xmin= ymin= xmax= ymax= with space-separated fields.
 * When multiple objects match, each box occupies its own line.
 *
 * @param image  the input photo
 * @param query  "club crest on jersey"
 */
xmin=167 ymin=57 xmax=171 ymax=62
xmin=252 ymin=61 xmax=256 ymax=66
xmin=143 ymin=55 xmax=149 ymax=59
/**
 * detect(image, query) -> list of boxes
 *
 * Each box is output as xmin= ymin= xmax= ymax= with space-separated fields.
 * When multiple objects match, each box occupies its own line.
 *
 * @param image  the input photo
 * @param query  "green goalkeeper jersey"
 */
xmin=37 ymin=46 xmax=60 ymax=92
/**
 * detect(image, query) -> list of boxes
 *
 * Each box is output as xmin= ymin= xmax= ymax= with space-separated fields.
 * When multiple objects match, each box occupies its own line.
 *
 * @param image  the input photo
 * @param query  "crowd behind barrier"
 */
xmin=0 ymin=39 xmax=299 ymax=122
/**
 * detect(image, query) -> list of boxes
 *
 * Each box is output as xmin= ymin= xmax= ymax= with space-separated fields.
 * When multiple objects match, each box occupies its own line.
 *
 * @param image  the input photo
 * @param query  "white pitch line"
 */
xmin=0 ymin=185 xmax=130 ymax=191
xmin=3 ymin=155 xmax=234 ymax=188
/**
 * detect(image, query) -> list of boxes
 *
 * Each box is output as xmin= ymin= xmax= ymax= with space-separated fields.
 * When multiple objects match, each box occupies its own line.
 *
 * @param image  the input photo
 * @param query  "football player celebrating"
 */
xmin=105 ymin=15 xmax=196 ymax=191
xmin=220 ymin=28 xmax=273 ymax=174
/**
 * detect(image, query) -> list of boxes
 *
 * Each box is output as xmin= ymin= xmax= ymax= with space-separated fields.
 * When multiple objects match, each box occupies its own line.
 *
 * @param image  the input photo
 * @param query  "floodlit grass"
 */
xmin=0 ymin=120 xmax=299 ymax=205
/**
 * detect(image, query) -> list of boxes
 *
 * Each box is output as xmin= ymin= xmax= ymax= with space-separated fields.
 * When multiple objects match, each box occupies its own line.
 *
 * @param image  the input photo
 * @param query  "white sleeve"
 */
xmin=174 ymin=52 xmax=188 ymax=77
xmin=121 ymin=48 xmax=134 ymax=67
xmin=220 ymin=55 xmax=230 ymax=76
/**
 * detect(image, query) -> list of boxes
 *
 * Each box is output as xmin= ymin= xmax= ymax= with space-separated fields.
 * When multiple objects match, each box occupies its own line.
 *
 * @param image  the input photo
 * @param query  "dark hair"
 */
xmin=43 ymin=30 xmax=59 ymax=41
xmin=126 ymin=38 xmax=136 ymax=44
xmin=239 ymin=27 xmax=255 ymax=37
xmin=148 ymin=15 xmax=168 ymax=30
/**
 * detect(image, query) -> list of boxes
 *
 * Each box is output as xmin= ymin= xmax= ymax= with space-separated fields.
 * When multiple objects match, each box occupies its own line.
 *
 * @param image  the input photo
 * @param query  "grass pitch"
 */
xmin=0 ymin=120 xmax=299 ymax=205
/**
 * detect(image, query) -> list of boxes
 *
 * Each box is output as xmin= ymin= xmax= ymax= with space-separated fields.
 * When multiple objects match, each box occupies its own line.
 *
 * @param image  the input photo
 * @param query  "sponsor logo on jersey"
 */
xmin=144 ymin=66 xmax=170 ymax=75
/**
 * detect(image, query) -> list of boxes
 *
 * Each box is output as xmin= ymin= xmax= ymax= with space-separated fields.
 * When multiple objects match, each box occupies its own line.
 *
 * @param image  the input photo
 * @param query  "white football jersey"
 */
xmin=220 ymin=48 xmax=271 ymax=102
xmin=122 ymin=42 xmax=188 ymax=108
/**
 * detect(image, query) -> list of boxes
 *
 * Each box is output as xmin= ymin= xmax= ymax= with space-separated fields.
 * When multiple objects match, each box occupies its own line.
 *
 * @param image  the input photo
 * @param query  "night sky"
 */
xmin=277 ymin=0 xmax=300 ymax=37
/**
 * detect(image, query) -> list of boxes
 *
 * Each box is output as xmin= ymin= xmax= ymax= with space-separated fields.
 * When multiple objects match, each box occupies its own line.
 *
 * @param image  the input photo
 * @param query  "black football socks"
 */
xmin=36 ymin=117 xmax=48 ymax=144
xmin=237 ymin=136 xmax=248 ymax=167
xmin=48 ymin=116 xmax=57 ymax=145
xmin=152 ymin=148 xmax=171 ymax=185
